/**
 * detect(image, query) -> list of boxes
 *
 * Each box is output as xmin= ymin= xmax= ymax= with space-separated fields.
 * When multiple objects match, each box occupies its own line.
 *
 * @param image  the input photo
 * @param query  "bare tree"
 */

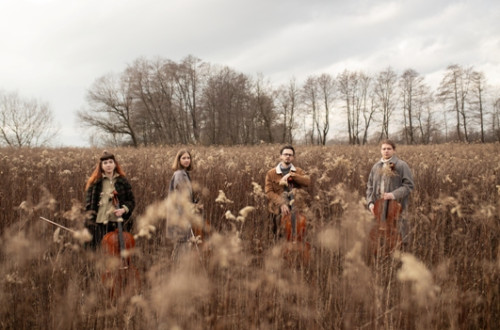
xmin=171 ymin=55 xmax=207 ymax=144
xmin=275 ymin=78 xmax=299 ymax=143
xmin=360 ymin=73 xmax=375 ymax=145
xmin=374 ymin=67 xmax=398 ymax=141
xmin=316 ymin=73 xmax=335 ymax=145
xmin=338 ymin=70 xmax=373 ymax=145
xmin=201 ymin=66 xmax=252 ymax=144
xmin=399 ymin=69 xmax=433 ymax=144
xmin=128 ymin=58 xmax=181 ymax=145
xmin=437 ymin=64 xmax=473 ymax=142
xmin=77 ymin=73 xmax=139 ymax=146
xmin=399 ymin=69 xmax=418 ymax=144
xmin=0 ymin=91 xmax=58 ymax=147
xmin=492 ymin=97 xmax=500 ymax=142
xmin=252 ymin=74 xmax=275 ymax=143
xmin=413 ymin=85 xmax=435 ymax=144
xmin=470 ymin=70 xmax=487 ymax=142
xmin=338 ymin=70 xmax=356 ymax=144
xmin=302 ymin=76 xmax=319 ymax=144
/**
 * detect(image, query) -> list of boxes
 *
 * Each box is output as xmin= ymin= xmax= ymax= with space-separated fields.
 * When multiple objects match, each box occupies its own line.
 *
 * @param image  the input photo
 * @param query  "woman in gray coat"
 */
xmin=167 ymin=149 xmax=196 ymax=258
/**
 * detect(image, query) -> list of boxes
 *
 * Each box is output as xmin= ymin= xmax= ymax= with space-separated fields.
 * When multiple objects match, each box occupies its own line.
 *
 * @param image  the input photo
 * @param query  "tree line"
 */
xmin=2 ymin=56 xmax=500 ymax=147
xmin=0 ymin=91 xmax=58 ymax=147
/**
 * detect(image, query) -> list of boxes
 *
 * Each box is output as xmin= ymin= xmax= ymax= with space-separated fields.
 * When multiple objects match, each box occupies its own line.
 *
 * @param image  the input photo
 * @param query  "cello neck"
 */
xmin=382 ymin=199 xmax=389 ymax=222
xmin=112 ymin=190 xmax=127 ymax=254
xmin=291 ymin=211 xmax=297 ymax=239
xmin=117 ymin=221 xmax=126 ymax=253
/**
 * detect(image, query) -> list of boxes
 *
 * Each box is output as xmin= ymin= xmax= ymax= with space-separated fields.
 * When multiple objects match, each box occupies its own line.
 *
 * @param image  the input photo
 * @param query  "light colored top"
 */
xmin=96 ymin=174 xmax=118 ymax=224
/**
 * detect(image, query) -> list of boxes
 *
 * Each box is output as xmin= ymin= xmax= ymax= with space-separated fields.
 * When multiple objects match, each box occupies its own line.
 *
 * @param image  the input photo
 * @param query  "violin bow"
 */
xmin=39 ymin=216 xmax=76 ymax=234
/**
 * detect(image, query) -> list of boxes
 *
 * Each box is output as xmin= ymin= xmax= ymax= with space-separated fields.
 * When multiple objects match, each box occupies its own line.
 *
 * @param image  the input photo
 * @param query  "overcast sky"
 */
xmin=1 ymin=0 xmax=499 ymax=146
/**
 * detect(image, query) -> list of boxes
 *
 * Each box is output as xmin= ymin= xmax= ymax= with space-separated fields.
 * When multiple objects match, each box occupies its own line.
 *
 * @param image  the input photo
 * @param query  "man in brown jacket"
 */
xmin=265 ymin=145 xmax=310 ymax=238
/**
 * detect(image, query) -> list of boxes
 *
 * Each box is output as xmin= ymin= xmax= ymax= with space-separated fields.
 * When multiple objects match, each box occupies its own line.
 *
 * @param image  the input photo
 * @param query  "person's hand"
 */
xmin=280 ymin=174 xmax=291 ymax=186
xmin=369 ymin=203 xmax=375 ymax=215
xmin=383 ymin=192 xmax=395 ymax=200
xmin=114 ymin=208 xmax=126 ymax=217
xmin=280 ymin=204 xmax=290 ymax=216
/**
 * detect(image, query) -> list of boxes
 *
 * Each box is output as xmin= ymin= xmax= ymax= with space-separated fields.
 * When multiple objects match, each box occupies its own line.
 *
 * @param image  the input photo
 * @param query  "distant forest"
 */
xmin=74 ymin=55 xmax=500 ymax=146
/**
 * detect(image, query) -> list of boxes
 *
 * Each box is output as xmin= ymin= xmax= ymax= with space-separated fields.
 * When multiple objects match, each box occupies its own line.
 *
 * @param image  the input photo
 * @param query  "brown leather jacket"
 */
xmin=265 ymin=164 xmax=310 ymax=215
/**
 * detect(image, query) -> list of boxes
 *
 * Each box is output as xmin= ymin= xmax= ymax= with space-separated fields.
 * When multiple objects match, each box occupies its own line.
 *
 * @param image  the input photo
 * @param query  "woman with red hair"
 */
xmin=84 ymin=151 xmax=135 ymax=249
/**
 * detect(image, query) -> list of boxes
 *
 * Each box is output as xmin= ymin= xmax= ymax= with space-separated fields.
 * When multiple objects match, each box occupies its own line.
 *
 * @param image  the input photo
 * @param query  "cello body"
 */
xmin=101 ymin=225 xmax=141 ymax=299
xmin=102 ymin=227 xmax=136 ymax=257
xmin=281 ymin=211 xmax=307 ymax=242
xmin=280 ymin=211 xmax=311 ymax=264
xmin=369 ymin=198 xmax=402 ymax=256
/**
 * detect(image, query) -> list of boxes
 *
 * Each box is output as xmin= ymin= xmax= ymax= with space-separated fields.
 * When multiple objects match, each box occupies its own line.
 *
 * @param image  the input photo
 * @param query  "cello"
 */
xmin=191 ymin=200 xmax=210 ymax=244
xmin=280 ymin=177 xmax=311 ymax=264
xmin=100 ymin=191 xmax=141 ymax=299
xmin=368 ymin=198 xmax=402 ymax=256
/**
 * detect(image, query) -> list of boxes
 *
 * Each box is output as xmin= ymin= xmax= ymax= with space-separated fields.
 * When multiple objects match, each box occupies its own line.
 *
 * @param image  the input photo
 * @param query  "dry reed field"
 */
xmin=0 ymin=143 xmax=499 ymax=329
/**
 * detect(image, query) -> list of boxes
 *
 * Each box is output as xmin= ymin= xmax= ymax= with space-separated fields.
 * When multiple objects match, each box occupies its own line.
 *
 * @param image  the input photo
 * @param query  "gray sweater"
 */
xmin=169 ymin=169 xmax=193 ymax=201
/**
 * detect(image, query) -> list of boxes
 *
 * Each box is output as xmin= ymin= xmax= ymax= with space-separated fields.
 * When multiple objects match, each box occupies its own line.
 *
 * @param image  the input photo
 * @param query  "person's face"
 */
xmin=101 ymin=159 xmax=116 ymax=175
xmin=280 ymin=149 xmax=294 ymax=166
xmin=380 ymin=144 xmax=395 ymax=160
xmin=180 ymin=153 xmax=191 ymax=169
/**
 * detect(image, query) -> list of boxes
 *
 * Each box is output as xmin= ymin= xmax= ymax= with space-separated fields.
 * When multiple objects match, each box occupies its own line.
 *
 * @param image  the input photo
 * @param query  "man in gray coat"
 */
xmin=366 ymin=140 xmax=414 ymax=243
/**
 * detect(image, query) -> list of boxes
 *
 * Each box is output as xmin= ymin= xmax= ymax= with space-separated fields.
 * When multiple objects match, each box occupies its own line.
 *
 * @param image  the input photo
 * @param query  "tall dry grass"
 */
xmin=0 ymin=144 xmax=499 ymax=329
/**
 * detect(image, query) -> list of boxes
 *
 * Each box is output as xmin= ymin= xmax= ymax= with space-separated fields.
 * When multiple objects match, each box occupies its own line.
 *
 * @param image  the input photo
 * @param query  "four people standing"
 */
xmin=83 ymin=142 xmax=413 ymax=252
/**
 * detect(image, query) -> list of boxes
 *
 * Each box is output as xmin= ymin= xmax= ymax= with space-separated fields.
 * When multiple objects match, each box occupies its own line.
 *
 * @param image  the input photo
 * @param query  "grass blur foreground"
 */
xmin=0 ymin=144 xmax=499 ymax=329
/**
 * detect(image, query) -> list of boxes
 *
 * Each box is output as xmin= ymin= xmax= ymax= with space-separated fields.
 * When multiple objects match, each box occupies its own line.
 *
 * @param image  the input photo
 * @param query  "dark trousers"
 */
xmin=270 ymin=213 xmax=283 ymax=240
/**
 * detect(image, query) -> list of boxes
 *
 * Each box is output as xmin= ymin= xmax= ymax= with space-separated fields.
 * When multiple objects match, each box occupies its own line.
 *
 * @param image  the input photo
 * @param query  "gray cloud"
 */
xmin=1 ymin=0 xmax=499 ymax=146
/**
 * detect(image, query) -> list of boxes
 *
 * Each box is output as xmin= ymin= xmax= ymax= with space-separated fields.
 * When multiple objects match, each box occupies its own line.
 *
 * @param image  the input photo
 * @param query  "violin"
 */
xmin=368 ymin=198 xmax=402 ymax=256
xmin=100 ymin=191 xmax=140 ymax=299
